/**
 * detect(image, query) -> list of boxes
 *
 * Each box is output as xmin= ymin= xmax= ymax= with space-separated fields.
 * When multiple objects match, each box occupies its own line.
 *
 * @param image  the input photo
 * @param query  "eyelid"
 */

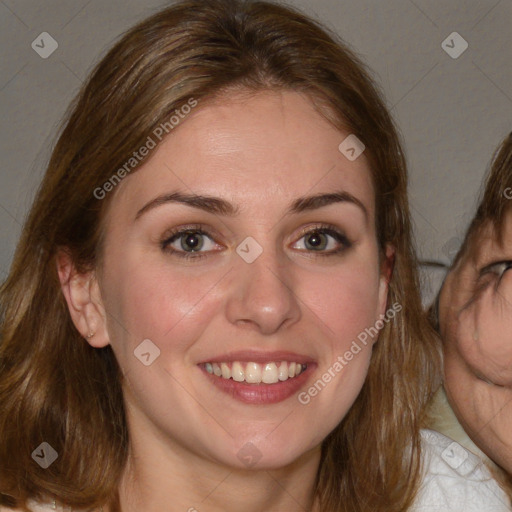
xmin=294 ymin=222 xmax=347 ymax=238
xmin=480 ymin=260 xmax=512 ymax=277
xmin=479 ymin=260 xmax=512 ymax=288
xmin=160 ymin=222 xmax=352 ymax=260
xmin=160 ymin=224 xmax=223 ymax=259
xmin=291 ymin=223 xmax=352 ymax=253
xmin=161 ymin=223 xmax=220 ymax=243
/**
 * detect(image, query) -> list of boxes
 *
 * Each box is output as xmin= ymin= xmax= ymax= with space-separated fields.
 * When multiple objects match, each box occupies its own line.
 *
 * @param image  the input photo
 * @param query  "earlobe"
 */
xmin=378 ymin=244 xmax=396 ymax=316
xmin=56 ymin=250 xmax=110 ymax=348
xmin=382 ymin=244 xmax=395 ymax=283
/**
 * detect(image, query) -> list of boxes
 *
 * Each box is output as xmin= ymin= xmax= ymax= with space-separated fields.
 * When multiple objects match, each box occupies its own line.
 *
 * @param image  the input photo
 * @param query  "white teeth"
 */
xmin=278 ymin=362 xmax=289 ymax=381
xmin=261 ymin=362 xmax=278 ymax=383
xmin=245 ymin=362 xmax=262 ymax=383
xmin=221 ymin=362 xmax=231 ymax=379
xmin=203 ymin=360 xmax=306 ymax=384
xmin=232 ymin=361 xmax=244 ymax=382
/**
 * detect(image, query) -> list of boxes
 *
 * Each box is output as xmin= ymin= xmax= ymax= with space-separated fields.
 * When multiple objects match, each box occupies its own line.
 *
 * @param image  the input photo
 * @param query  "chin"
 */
xmin=207 ymin=433 xmax=318 ymax=471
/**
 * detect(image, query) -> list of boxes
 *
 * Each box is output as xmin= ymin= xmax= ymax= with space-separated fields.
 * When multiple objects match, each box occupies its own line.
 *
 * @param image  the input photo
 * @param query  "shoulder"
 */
xmin=0 ymin=500 xmax=65 ymax=511
xmin=411 ymin=429 xmax=511 ymax=511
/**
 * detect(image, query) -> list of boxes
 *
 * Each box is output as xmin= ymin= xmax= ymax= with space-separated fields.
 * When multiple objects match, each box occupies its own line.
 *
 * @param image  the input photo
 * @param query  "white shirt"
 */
xmin=412 ymin=429 xmax=511 ymax=511
xmin=26 ymin=429 xmax=511 ymax=511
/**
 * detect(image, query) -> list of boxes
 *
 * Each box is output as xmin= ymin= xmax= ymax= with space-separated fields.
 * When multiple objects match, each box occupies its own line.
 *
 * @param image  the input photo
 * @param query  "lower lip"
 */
xmin=199 ymin=365 xmax=315 ymax=404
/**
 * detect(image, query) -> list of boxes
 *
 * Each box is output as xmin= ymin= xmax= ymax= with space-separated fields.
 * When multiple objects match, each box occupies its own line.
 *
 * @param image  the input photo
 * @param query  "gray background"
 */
xmin=1 ymin=0 xmax=511 ymax=304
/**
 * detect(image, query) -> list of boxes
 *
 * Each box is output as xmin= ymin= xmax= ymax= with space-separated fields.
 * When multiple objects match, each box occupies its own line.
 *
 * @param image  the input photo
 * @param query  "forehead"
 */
xmin=469 ymin=213 xmax=512 ymax=264
xmin=108 ymin=89 xmax=375 ymax=222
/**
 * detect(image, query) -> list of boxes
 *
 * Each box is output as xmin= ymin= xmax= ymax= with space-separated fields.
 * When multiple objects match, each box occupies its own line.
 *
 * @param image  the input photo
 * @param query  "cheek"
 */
xmin=289 ymin=259 xmax=383 ymax=434
xmin=102 ymin=244 xmax=382 ymax=378
xmin=443 ymin=345 xmax=473 ymax=420
xmin=298 ymin=261 xmax=382 ymax=348
xmin=100 ymin=253 xmax=226 ymax=363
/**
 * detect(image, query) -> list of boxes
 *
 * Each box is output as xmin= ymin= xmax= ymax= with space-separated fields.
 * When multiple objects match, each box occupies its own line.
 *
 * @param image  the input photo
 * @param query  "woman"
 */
xmin=0 ymin=1 xmax=508 ymax=510
xmin=430 ymin=132 xmax=512 ymax=492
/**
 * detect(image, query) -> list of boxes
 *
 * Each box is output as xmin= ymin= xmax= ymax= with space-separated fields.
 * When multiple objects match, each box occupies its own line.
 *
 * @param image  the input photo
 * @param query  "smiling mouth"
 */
xmin=201 ymin=361 xmax=307 ymax=384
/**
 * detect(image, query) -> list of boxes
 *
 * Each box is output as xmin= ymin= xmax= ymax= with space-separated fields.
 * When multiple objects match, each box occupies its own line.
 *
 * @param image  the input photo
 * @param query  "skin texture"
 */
xmin=440 ymin=215 xmax=512 ymax=474
xmin=58 ymin=90 xmax=392 ymax=512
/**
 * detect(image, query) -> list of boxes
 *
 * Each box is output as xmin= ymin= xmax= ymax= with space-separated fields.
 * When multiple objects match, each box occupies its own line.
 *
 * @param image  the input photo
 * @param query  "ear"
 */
xmin=377 ymin=244 xmax=395 ymax=317
xmin=56 ymin=249 xmax=110 ymax=348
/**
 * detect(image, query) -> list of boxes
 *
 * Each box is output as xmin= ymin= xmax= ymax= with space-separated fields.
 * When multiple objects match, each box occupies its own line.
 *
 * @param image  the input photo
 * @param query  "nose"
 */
xmin=225 ymin=246 xmax=301 ymax=335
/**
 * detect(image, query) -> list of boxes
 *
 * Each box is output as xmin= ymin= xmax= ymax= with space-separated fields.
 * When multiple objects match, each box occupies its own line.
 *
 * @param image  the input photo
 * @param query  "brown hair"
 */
xmin=0 ymin=1 xmax=440 ymax=510
xmin=455 ymin=132 xmax=512 ymax=260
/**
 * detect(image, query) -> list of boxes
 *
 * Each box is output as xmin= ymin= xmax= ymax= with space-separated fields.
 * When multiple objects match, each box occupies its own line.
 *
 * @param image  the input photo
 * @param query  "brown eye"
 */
xmin=292 ymin=226 xmax=352 ymax=255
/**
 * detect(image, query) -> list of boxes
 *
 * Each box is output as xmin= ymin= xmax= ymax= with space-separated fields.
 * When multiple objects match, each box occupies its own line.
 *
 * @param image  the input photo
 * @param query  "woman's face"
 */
xmin=87 ymin=90 xmax=390 ymax=470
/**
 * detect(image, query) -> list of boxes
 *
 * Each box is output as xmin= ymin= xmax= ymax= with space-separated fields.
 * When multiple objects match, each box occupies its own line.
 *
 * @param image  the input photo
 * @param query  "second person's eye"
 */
xmin=480 ymin=260 xmax=512 ymax=278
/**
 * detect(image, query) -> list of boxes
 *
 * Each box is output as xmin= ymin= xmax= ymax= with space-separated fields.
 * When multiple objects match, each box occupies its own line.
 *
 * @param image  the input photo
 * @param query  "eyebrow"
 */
xmin=134 ymin=190 xmax=368 ymax=221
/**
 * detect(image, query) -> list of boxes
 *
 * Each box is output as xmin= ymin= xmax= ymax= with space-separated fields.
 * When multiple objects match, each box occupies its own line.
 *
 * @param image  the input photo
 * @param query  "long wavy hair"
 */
xmin=0 ymin=1 xmax=440 ymax=510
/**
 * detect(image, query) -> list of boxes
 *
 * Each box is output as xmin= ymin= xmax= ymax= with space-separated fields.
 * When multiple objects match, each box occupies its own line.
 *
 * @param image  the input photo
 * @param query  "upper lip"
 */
xmin=198 ymin=350 xmax=316 ymax=365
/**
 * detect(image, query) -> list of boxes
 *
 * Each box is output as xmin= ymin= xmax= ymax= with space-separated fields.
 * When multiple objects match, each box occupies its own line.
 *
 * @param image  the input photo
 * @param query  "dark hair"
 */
xmin=456 ymin=132 xmax=512 ymax=260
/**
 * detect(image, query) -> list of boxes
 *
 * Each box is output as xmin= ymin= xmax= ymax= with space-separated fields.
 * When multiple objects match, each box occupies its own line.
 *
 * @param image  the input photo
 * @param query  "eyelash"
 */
xmin=160 ymin=224 xmax=214 ymax=261
xmin=160 ymin=223 xmax=352 ymax=261
xmin=294 ymin=224 xmax=352 ymax=257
